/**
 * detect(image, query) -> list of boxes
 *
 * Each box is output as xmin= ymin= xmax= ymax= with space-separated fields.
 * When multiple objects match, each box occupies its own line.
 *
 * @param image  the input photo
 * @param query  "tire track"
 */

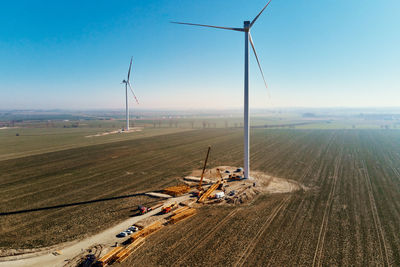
xmin=172 ymin=208 xmax=240 ymax=266
xmin=312 ymin=144 xmax=343 ymax=267
xmin=267 ymin=134 xmax=336 ymax=265
xmin=360 ymin=159 xmax=390 ymax=266
xmin=237 ymin=132 xmax=336 ymax=266
xmin=234 ymin=196 xmax=291 ymax=267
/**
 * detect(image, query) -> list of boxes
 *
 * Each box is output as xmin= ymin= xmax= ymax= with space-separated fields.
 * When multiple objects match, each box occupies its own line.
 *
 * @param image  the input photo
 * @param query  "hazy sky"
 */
xmin=0 ymin=0 xmax=399 ymax=110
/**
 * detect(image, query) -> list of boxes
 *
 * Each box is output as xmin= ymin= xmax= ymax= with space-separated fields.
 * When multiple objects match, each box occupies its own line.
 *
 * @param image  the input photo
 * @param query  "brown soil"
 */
xmin=187 ymin=166 xmax=305 ymax=205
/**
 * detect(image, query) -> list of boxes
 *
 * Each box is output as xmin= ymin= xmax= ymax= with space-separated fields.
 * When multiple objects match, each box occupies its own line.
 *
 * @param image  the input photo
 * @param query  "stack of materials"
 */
xmin=169 ymin=208 xmax=197 ymax=224
xmin=115 ymin=237 xmax=145 ymax=263
xmin=163 ymin=184 xmax=190 ymax=196
xmin=96 ymin=247 xmax=123 ymax=266
xmin=171 ymin=206 xmax=190 ymax=216
xmin=130 ymin=221 xmax=163 ymax=242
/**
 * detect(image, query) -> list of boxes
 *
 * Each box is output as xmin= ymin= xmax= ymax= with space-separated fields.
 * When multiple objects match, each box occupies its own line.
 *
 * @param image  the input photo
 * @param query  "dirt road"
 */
xmin=0 ymin=195 xmax=190 ymax=267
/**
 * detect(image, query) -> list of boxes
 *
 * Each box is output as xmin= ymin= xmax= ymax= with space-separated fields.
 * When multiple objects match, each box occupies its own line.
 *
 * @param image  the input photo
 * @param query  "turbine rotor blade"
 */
xmin=171 ymin=21 xmax=244 ymax=32
xmin=127 ymin=57 xmax=133 ymax=82
xmin=127 ymin=82 xmax=139 ymax=104
xmin=250 ymin=0 xmax=272 ymax=28
xmin=249 ymin=33 xmax=270 ymax=98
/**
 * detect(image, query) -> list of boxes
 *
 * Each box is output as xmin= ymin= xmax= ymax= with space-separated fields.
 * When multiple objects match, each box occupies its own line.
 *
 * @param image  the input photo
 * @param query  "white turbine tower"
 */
xmin=172 ymin=1 xmax=272 ymax=179
xmin=121 ymin=57 xmax=139 ymax=131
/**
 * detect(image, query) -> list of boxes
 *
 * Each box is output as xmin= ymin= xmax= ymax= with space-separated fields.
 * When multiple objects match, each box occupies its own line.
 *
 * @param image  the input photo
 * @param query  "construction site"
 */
xmin=2 ymin=129 xmax=400 ymax=266
xmin=54 ymin=146 xmax=303 ymax=267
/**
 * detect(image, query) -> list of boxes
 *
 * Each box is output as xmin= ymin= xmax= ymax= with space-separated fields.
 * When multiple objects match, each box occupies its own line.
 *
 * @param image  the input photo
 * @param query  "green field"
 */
xmin=1 ymin=128 xmax=400 ymax=265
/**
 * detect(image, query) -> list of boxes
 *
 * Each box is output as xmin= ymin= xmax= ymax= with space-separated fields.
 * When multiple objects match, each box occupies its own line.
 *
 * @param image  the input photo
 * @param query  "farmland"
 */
xmin=0 ymin=126 xmax=191 ymax=161
xmin=1 ymin=129 xmax=400 ymax=265
xmin=119 ymin=129 xmax=400 ymax=266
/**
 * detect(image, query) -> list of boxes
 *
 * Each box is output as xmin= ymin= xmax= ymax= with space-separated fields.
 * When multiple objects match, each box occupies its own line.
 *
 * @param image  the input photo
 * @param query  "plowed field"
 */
xmin=1 ymin=129 xmax=399 ymax=265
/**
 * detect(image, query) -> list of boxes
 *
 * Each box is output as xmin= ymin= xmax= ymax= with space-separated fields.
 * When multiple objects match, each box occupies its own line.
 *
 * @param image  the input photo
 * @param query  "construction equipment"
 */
xmin=161 ymin=202 xmax=178 ymax=214
xmin=138 ymin=205 xmax=151 ymax=215
xmin=198 ymin=180 xmax=222 ymax=203
xmin=138 ymin=203 xmax=163 ymax=215
xmin=229 ymin=173 xmax=243 ymax=181
xmin=216 ymin=168 xmax=225 ymax=190
xmin=197 ymin=146 xmax=211 ymax=192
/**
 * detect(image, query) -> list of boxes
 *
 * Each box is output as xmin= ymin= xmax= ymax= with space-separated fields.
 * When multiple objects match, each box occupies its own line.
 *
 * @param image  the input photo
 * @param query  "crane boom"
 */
xmin=198 ymin=146 xmax=211 ymax=191
xmin=216 ymin=168 xmax=223 ymax=182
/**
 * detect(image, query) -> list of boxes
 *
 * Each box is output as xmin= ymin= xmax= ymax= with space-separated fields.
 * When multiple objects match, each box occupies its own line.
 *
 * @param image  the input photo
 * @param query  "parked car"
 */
xmin=125 ymin=230 xmax=133 ymax=235
xmin=116 ymin=231 xmax=128 ymax=238
xmin=128 ymin=226 xmax=139 ymax=232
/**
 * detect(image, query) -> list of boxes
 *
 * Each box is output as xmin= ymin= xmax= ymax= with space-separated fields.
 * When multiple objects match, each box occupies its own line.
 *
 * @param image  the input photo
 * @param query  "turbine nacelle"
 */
xmin=243 ymin=21 xmax=251 ymax=31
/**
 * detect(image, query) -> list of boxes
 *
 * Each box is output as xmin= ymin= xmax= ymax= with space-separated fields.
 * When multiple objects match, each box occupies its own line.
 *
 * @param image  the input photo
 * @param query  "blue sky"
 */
xmin=0 ymin=0 xmax=399 ymax=110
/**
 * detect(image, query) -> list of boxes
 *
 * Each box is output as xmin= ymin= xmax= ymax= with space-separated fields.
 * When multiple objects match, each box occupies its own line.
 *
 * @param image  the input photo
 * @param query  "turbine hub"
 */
xmin=244 ymin=20 xmax=250 ymax=29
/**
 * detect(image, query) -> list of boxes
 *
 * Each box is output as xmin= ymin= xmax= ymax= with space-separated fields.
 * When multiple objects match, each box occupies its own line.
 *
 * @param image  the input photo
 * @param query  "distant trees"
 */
xmin=302 ymin=113 xmax=316 ymax=118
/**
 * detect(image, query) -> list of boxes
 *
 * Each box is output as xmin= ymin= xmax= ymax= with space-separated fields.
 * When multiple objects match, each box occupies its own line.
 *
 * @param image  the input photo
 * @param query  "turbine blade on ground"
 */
xmin=249 ymin=33 xmax=270 ymax=98
xmin=128 ymin=82 xmax=139 ymax=104
xmin=250 ymin=0 xmax=272 ymax=28
xmin=171 ymin=21 xmax=244 ymax=32
xmin=127 ymin=57 xmax=133 ymax=82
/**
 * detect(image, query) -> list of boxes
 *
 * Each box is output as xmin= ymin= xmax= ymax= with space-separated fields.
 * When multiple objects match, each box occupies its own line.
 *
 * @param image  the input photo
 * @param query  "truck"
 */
xmin=138 ymin=203 xmax=163 ymax=215
xmin=161 ymin=202 xmax=178 ymax=214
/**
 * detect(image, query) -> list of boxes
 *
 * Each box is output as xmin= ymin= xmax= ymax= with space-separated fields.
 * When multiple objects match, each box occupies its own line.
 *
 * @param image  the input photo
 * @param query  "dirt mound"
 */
xmin=251 ymin=171 xmax=307 ymax=194
xmin=187 ymin=166 xmax=305 ymax=206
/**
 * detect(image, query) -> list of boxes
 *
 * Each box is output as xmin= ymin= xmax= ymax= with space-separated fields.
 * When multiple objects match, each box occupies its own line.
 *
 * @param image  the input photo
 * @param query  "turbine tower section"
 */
xmin=244 ymin=21 xmax=250 ymax=178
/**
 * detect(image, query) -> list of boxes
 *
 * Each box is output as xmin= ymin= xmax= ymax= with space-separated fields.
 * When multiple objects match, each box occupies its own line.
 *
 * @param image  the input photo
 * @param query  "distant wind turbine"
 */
xmin=172 ymin=1 xmax=272 ymax=179
xmin=121 ymin=57 xmax=139 ymax=131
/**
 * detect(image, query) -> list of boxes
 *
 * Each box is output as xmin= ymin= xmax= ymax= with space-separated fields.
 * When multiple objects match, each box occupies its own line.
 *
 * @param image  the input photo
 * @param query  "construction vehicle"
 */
xmin=161 ymin=202 xmax=178 ymax=214
xmin=229 ymin=173 xmax=243 ymax=181
xmin=138 ymin=203 xmax=163 ymax=215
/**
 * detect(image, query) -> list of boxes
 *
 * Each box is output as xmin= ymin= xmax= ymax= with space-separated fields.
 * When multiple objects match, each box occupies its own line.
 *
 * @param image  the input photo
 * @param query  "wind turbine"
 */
xmin=172 ymin=1 xmax=272 ymax=179
xmin=121 ymin=57 xmax=139 ymax=131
